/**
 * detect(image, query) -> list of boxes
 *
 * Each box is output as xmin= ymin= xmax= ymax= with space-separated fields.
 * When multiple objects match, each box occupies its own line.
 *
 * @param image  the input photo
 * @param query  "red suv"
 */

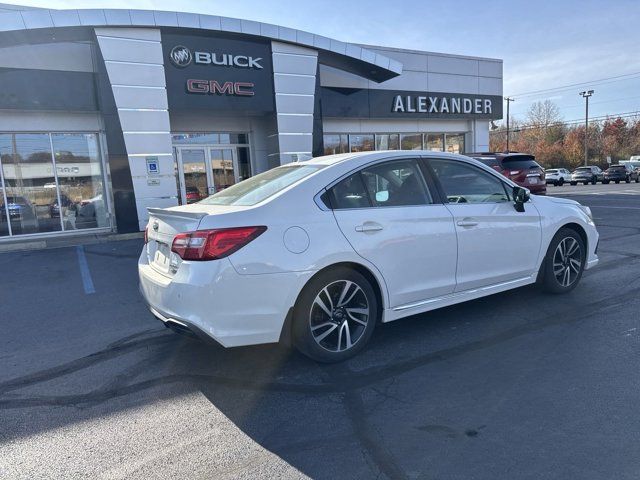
xmin=470 ymin=152 xmax=546 ymax=195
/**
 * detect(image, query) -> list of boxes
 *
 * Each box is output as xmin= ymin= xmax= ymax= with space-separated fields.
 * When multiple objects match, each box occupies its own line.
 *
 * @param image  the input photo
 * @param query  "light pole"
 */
xmin=504 ymin=96 xmax=515 ymax=152
xmin=579 ymin=90 xmax=594 ymax=166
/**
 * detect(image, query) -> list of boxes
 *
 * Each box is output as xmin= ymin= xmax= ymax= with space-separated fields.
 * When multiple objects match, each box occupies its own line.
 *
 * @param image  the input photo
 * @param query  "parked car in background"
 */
xmin=618 ymin=163 xmax=640 ymax=182
xmin=0 ymin=195 xmax=35 ymax=220
xmin=139 ymin=150 xmax=599 ymax=362
xmin=470 ymin=152 xmax=546 ymax=194
xmin=545 ymin=168 xmax=572 ymax=186
xmin=570 ymin=166 xmax=603 ymax=185
xmin=185 ymin=186 xmax=203 ymax=204
xmin=603 ymin=164 xmax=638 ymax=184
xmin=49 ymin=194 xmax=75 ymax=218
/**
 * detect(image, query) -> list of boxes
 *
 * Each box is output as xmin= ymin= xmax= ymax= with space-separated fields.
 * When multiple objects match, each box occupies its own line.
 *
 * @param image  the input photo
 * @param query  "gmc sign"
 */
xmin=186 ymin=79 xmax=255 ymax=96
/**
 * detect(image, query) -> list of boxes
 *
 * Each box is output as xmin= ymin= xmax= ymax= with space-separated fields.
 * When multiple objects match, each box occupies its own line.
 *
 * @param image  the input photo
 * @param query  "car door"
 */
xmin=328 ymin=157 xmax=457 ymax=308
xmin=427 ymin=158 xmax=542 ymax=292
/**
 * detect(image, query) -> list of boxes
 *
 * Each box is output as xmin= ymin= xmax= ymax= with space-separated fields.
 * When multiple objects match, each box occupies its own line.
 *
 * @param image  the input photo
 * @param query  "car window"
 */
xmin=200 ymin=164 xmax=324 ymax=206
xmin=360 ymin=159 xmax=432 ymax=207
xmin=501 ymin=156 xmax=540 ymax=170
xmin=329 ymin=159 xmax=432 ymax=209
xmin=474 ymin=157 xmax=501 ymax=169
xmin=547 ymin=169 xmax=558 ymax=173
xmin=328 ymin=172 xmax=371 ymax=209
xmin=429 ymin=159 xmax=510 ymax=204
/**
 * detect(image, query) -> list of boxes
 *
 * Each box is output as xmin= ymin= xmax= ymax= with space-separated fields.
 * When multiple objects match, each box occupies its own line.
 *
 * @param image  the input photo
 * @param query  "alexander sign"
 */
xmin=321 ymin=87 xmax=503 ymax=120
xmin=392 ymin=95 xmax=493 ymax=115
xmin=162 ymin=33 xmax=274 ymax=113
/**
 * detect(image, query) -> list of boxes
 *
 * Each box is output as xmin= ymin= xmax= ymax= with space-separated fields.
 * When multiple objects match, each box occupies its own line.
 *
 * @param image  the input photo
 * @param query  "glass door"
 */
xmin=209 ymin=148 xmax=238 ymax=192
xmin=176 ymin=148 xmax=208 ymax=204
xmin=175 ymin=146 xmax=241 ymax=204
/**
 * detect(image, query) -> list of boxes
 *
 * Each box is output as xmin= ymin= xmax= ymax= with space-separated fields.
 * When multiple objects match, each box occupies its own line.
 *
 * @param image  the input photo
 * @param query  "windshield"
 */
xmin=502 ymin=156 xmax=540 ymax=170
xmin=576 ymin=167 xmax=591 ymax=172
xmin=199 ymin=164 xmax=324 ymax=206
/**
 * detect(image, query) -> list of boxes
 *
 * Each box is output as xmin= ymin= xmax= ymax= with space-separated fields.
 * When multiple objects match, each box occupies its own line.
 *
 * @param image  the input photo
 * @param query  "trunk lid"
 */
xmin=144 ymin=204 xmax=253 ymax=276
xmin=145 ymin=208 xmax=207 ymax=276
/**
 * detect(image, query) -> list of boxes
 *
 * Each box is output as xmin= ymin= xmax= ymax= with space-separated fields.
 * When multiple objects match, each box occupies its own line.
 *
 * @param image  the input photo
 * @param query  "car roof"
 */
xmin=305 ymin=150 xmax=474 ymax=167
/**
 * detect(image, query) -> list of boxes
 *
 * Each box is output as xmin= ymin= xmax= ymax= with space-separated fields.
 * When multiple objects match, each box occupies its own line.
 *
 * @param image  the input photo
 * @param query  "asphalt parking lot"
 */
xmin=1 ymin=182 xmax=639 ymax=479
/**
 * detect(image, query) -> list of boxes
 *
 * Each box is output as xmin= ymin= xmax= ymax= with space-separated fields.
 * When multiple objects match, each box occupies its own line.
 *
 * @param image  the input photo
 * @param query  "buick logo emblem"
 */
xmin=152 ymin=221 xmax=159 ymax=232
xmin=170 ymin=46 xmax=192 ymax=67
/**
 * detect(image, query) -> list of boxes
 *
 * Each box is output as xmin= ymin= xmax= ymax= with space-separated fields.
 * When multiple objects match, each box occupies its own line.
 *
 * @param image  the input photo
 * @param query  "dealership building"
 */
xmin=0 ymin=4 xmax=503 ymax=240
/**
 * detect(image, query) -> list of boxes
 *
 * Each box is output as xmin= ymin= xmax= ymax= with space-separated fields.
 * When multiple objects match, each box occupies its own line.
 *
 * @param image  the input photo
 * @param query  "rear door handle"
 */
xmin=355 ymin=222 xmax=384 ymax=232
xmin=456 ymin=218 xmax=479 ymax=227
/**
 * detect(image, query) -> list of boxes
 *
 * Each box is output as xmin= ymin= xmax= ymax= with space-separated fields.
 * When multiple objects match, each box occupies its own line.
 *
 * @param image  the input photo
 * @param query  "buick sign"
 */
xmin=170 ymin=46 xmax=192 ymax=68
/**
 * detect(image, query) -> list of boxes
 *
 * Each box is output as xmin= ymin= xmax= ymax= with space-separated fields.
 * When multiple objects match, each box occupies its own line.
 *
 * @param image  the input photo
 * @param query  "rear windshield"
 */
xmin=576 ymin=167 xmax=591 ymax=172
xmin=473 ymin=157 xmax=500 ymax=168
xmin=502 ymin=156 xmax=540 ymax=170
xmin=547 ymin=169 xmax=558 ymax=173
xmin=199 ymin=164 xmax=324 ymax=206
xmin=609 ymin=166 xmax=625 ymax=171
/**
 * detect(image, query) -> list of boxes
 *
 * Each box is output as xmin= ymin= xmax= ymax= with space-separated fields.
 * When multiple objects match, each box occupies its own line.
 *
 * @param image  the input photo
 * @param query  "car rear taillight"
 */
xmin=144 ymin=225 xmax=148 ymax=244
xmin=171 ymin=226 xmax=267 ymax=261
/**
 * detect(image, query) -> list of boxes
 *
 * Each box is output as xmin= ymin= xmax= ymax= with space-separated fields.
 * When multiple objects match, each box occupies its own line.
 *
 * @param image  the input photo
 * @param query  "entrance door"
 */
xmin=176 ymin=148 xmax=208 ymax=204
xmin=209 ymin=148 xmax=238 ymax=192
xmin=174 ymin=147 xmax=240 ymax=204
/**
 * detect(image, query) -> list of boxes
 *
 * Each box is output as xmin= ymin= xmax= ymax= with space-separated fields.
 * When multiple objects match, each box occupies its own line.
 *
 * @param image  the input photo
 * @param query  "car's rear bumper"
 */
xmin=138 ymin=247 xmax=311 ymax=348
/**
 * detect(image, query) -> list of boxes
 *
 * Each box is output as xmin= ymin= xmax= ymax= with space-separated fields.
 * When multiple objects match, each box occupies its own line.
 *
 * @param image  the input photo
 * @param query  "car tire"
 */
xmin=292 ymin=266 xmax=378 ymax=363
xmin=626 ymin=177 xmax=631 ymax=183
xmin=558 ymin=178 xmax=564 ymax=186
xmin=570 ymin=182 xmax=577 ymax=186
xmin=591 ymin=176 xmax=597 ymax=185
xmin=603 ymin=180 xmax=609 ymax=184
xmin=540 ymin=228 xmax=586 ymax=294
xmin=583 ymin=182 xmax=589 ymax=185
xmin=615 ymin=180 xmax=620 ymax=184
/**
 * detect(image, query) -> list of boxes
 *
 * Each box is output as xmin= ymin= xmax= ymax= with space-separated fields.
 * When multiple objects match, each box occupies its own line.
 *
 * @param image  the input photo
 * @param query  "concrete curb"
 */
xmin=0 ymin=232 xmax=144 ymax=254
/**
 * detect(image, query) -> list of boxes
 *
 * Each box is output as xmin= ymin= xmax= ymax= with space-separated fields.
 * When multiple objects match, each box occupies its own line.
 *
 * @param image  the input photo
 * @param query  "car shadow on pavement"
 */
xmin=2 ymin=273 xmax=630 ymax=479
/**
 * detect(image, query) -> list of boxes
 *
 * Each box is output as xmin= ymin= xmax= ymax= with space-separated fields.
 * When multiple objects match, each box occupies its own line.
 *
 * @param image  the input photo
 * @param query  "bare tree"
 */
xmin=527 ymin=100 xmax=562 ymax=127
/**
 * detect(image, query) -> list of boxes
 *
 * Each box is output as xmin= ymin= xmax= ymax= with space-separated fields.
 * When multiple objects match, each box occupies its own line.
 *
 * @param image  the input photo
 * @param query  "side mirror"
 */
xmin=375 ymin=190 xmax=389 ymax=203
xmin=513 ymin=186 xmax=530 ymax=212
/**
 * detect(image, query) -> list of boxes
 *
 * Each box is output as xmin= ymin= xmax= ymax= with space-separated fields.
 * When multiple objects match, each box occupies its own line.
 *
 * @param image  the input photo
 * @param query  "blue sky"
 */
xmin=11 ymin=0 xmax=640 ymax=124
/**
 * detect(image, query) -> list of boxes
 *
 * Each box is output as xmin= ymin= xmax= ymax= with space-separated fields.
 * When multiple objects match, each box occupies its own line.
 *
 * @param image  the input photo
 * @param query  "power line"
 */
xmin=507 ymin=71 xmax=640 ymax=99
xmin=490 ymin=110 xmax=640 ymax=134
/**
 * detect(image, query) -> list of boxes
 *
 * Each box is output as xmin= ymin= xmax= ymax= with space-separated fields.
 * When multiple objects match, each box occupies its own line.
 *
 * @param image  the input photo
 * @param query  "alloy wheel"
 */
xmin=553 ymin=237 xmax=583 ymax=287
xmin=309 ymin=280 xmax=369 ymax=352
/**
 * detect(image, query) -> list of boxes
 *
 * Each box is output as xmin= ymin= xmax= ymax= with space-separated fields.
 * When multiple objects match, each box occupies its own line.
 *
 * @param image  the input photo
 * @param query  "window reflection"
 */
xmin=426 ymin=134 xmax=444 ymax=151
xmin=375 ymin=134 xmax=399 ymax=150
xmin=51 ymin=133 xmax=108 ymax=230
xmin=0 ymin=133 xmax=61 ymax=235
xmin=323 ymin=134 xmax=348 ymax=155
xmin=445 ymin=134 xmax=466 ymax=154
xmin=349 ymin=134 xmax=374 ymax=152
xmin=0 ymin=132 xmax=108 ymax=236
xmin=400 ymin=134 xmax=423 ymax=150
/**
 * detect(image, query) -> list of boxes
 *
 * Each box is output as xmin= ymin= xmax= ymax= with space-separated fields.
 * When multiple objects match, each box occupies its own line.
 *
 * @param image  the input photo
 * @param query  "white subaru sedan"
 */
xmin=139 ymin=151 xmax=599 ymax=362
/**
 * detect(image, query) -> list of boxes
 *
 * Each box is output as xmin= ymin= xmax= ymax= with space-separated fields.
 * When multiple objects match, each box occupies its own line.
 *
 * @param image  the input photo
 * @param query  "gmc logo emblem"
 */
xmin=186 ymin=79 xmax=255 ymax=96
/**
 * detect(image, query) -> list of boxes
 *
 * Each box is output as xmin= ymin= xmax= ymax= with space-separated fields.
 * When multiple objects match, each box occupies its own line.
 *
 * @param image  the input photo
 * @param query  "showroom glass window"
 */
xmin=323 ymin=134 xmax=348 ymax=155
xmin=0 ymin=133 xmax=108 ymax=237
xmin=426 ymin=134 xmax=445 ymax=151
xmin=429 ymin=159 xmax=509 ymax=204
xmin=445 ymin=134 xmax=465 ymax=154
xmin=349 ymin=134 xmax=374 ymax=152
xmin=375 ymin=134 xmax=400 ymax=151
xmin=400 ymin=134 xmax=423 ymax=150
xmin=51 ymin=134 xmax=109 ymax=230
